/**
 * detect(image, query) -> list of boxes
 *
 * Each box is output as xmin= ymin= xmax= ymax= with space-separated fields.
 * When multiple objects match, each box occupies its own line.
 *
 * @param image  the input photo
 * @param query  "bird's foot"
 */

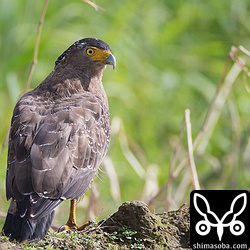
xmin=58 ymin=220 xmax=77 ymax=232
xmin=58 ymin=199 xmax=91 ymax=232
xmin=58 ymin=221 xmax=91 ymax=232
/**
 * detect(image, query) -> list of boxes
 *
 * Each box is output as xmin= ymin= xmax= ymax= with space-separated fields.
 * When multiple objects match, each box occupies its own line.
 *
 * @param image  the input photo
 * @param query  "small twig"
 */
xmin=194 ymin=45 xmax=250 ymax=155
xmin=243 ymin=74 xmax=250 ymax=93
xmin=238 ymin=45 xmax=250 ymax=57
xmin=24 ymin=0 xmax=49 ymax=93
xmin=231 ymin=45 xmax=250 ymax=93
xmin=147 ymin=117 xmax=186 ymax=206
xmin=164 ymin=116 xmax=186 ymax=208
xmin=147 ymin=161 xmax=184 ymax=206
xmin=194 ymin=62 xmax=242 ymax=155
xmin=230 ymin=46 xmax=250 ymax=78
xmin=82 ymin=0 xmax=105 ymax=11
xmin=174 ymin=171 xmax=191 ymax=205
xmin=227 ymin=95 xmax=241 ymax=186
xmin=143 ymin=164 xmax=159 ymax=203
xmin=169 ymin=115 xmax=186 ymax=176
xmin=185 ymin=109 xmax=200 ymax=190
xmin=112 ymin=117 xmax=145 ymax=178
xmin=84 ymin=184 xmax=99 ymax=222
xmin=103 ymin=156 xmax=121 ymax=202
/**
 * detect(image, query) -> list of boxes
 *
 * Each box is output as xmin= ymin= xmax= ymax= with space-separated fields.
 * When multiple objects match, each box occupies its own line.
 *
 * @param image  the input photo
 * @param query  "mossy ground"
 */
xmin=0 ymin=201 xmax=190 ymax=250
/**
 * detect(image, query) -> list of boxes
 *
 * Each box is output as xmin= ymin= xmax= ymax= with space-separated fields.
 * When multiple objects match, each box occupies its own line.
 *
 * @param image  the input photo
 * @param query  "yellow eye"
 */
xmin=86 ymin=48 xmax=95 ymax=56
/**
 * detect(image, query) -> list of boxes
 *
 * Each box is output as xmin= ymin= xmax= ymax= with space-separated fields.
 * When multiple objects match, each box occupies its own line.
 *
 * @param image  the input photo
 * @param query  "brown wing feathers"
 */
xmin=9 ymin=93 xmax=109 ymax=199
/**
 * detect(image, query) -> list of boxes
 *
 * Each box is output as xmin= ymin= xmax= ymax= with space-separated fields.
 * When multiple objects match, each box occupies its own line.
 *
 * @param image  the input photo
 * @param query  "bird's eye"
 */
xmin=86 ymin=48 xmax=95 ymax=56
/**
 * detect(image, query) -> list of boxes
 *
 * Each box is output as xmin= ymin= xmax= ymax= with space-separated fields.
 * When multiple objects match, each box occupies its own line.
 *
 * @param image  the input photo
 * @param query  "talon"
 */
xmin=77 ymin=221 xmax=91 ymax=231
xmin=58 ymin=223 xmax=77 ymax=232
xmin=58 ymin=225 xmax=68 ymax=232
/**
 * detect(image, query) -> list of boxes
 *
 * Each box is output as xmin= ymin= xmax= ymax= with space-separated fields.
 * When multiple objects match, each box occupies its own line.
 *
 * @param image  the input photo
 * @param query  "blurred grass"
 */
xmin=0 ymin=0 xmax=250 ymax=229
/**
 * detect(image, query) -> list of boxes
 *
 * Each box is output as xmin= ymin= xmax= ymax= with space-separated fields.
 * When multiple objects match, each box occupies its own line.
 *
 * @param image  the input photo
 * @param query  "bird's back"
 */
xmin=3 ymin=82 xmax=110 ymax=241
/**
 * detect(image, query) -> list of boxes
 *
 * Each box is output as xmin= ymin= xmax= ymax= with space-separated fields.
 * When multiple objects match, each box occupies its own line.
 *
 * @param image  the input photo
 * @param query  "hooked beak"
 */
xmin=104 ymin=53 xmax=116 ymax=69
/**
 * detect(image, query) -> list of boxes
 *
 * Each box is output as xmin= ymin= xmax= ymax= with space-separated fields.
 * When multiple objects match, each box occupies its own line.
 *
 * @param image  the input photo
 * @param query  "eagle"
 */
xmin=2 ymin=38 xmax=116 ymax=242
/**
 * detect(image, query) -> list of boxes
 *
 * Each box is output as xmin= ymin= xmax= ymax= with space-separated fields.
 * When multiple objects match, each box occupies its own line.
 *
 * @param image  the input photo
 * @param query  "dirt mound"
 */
xmin=0 ymin=201 xmax=190 ymax=249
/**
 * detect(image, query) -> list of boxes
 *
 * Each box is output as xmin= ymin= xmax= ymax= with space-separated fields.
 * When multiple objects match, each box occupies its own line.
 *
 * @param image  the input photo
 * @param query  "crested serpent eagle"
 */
xmin=2 ymin=38 xmax=116 ymax=242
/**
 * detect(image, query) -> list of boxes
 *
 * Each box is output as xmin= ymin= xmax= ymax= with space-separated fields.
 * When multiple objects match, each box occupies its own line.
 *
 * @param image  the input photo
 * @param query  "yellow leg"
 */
xmin=65 ymin=199 xmax=78 ymax=229
xmin=58 ymin=199 xmax=90 ymax=232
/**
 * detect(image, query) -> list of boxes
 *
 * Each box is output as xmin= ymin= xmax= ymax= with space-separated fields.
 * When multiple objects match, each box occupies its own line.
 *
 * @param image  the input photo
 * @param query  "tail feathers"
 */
xmin=2 ymin=197 xmax=57 ymax=242
xmin=2 ymin=207 xmax=55 ymax=242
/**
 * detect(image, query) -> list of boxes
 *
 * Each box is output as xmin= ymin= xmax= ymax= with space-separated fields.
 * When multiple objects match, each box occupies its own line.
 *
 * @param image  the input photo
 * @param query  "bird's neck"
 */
xmin=88 ymin=75 xmax=108 ymax=101
xmin=37 ymin=69 xmax=107 ymax=102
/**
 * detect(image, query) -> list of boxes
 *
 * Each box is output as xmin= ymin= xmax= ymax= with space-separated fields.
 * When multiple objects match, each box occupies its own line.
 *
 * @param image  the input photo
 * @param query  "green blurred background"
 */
xmin=0 ymin=0 xmax=250 ymax=228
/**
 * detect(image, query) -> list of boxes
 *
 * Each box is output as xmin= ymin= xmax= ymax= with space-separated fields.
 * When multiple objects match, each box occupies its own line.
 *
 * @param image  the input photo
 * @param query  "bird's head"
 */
xmin=55 ymin=38 xmax=116 ymax=77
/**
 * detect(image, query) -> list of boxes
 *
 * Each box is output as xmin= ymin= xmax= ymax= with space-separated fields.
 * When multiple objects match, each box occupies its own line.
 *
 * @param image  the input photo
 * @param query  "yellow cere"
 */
xmin=85 ymin=46 xmax=111 ymax=63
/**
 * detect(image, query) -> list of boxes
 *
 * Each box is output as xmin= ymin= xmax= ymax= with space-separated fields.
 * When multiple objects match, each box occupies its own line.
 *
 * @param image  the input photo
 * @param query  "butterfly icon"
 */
xmin=193 ymin=193 xmax=247 ymax=241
